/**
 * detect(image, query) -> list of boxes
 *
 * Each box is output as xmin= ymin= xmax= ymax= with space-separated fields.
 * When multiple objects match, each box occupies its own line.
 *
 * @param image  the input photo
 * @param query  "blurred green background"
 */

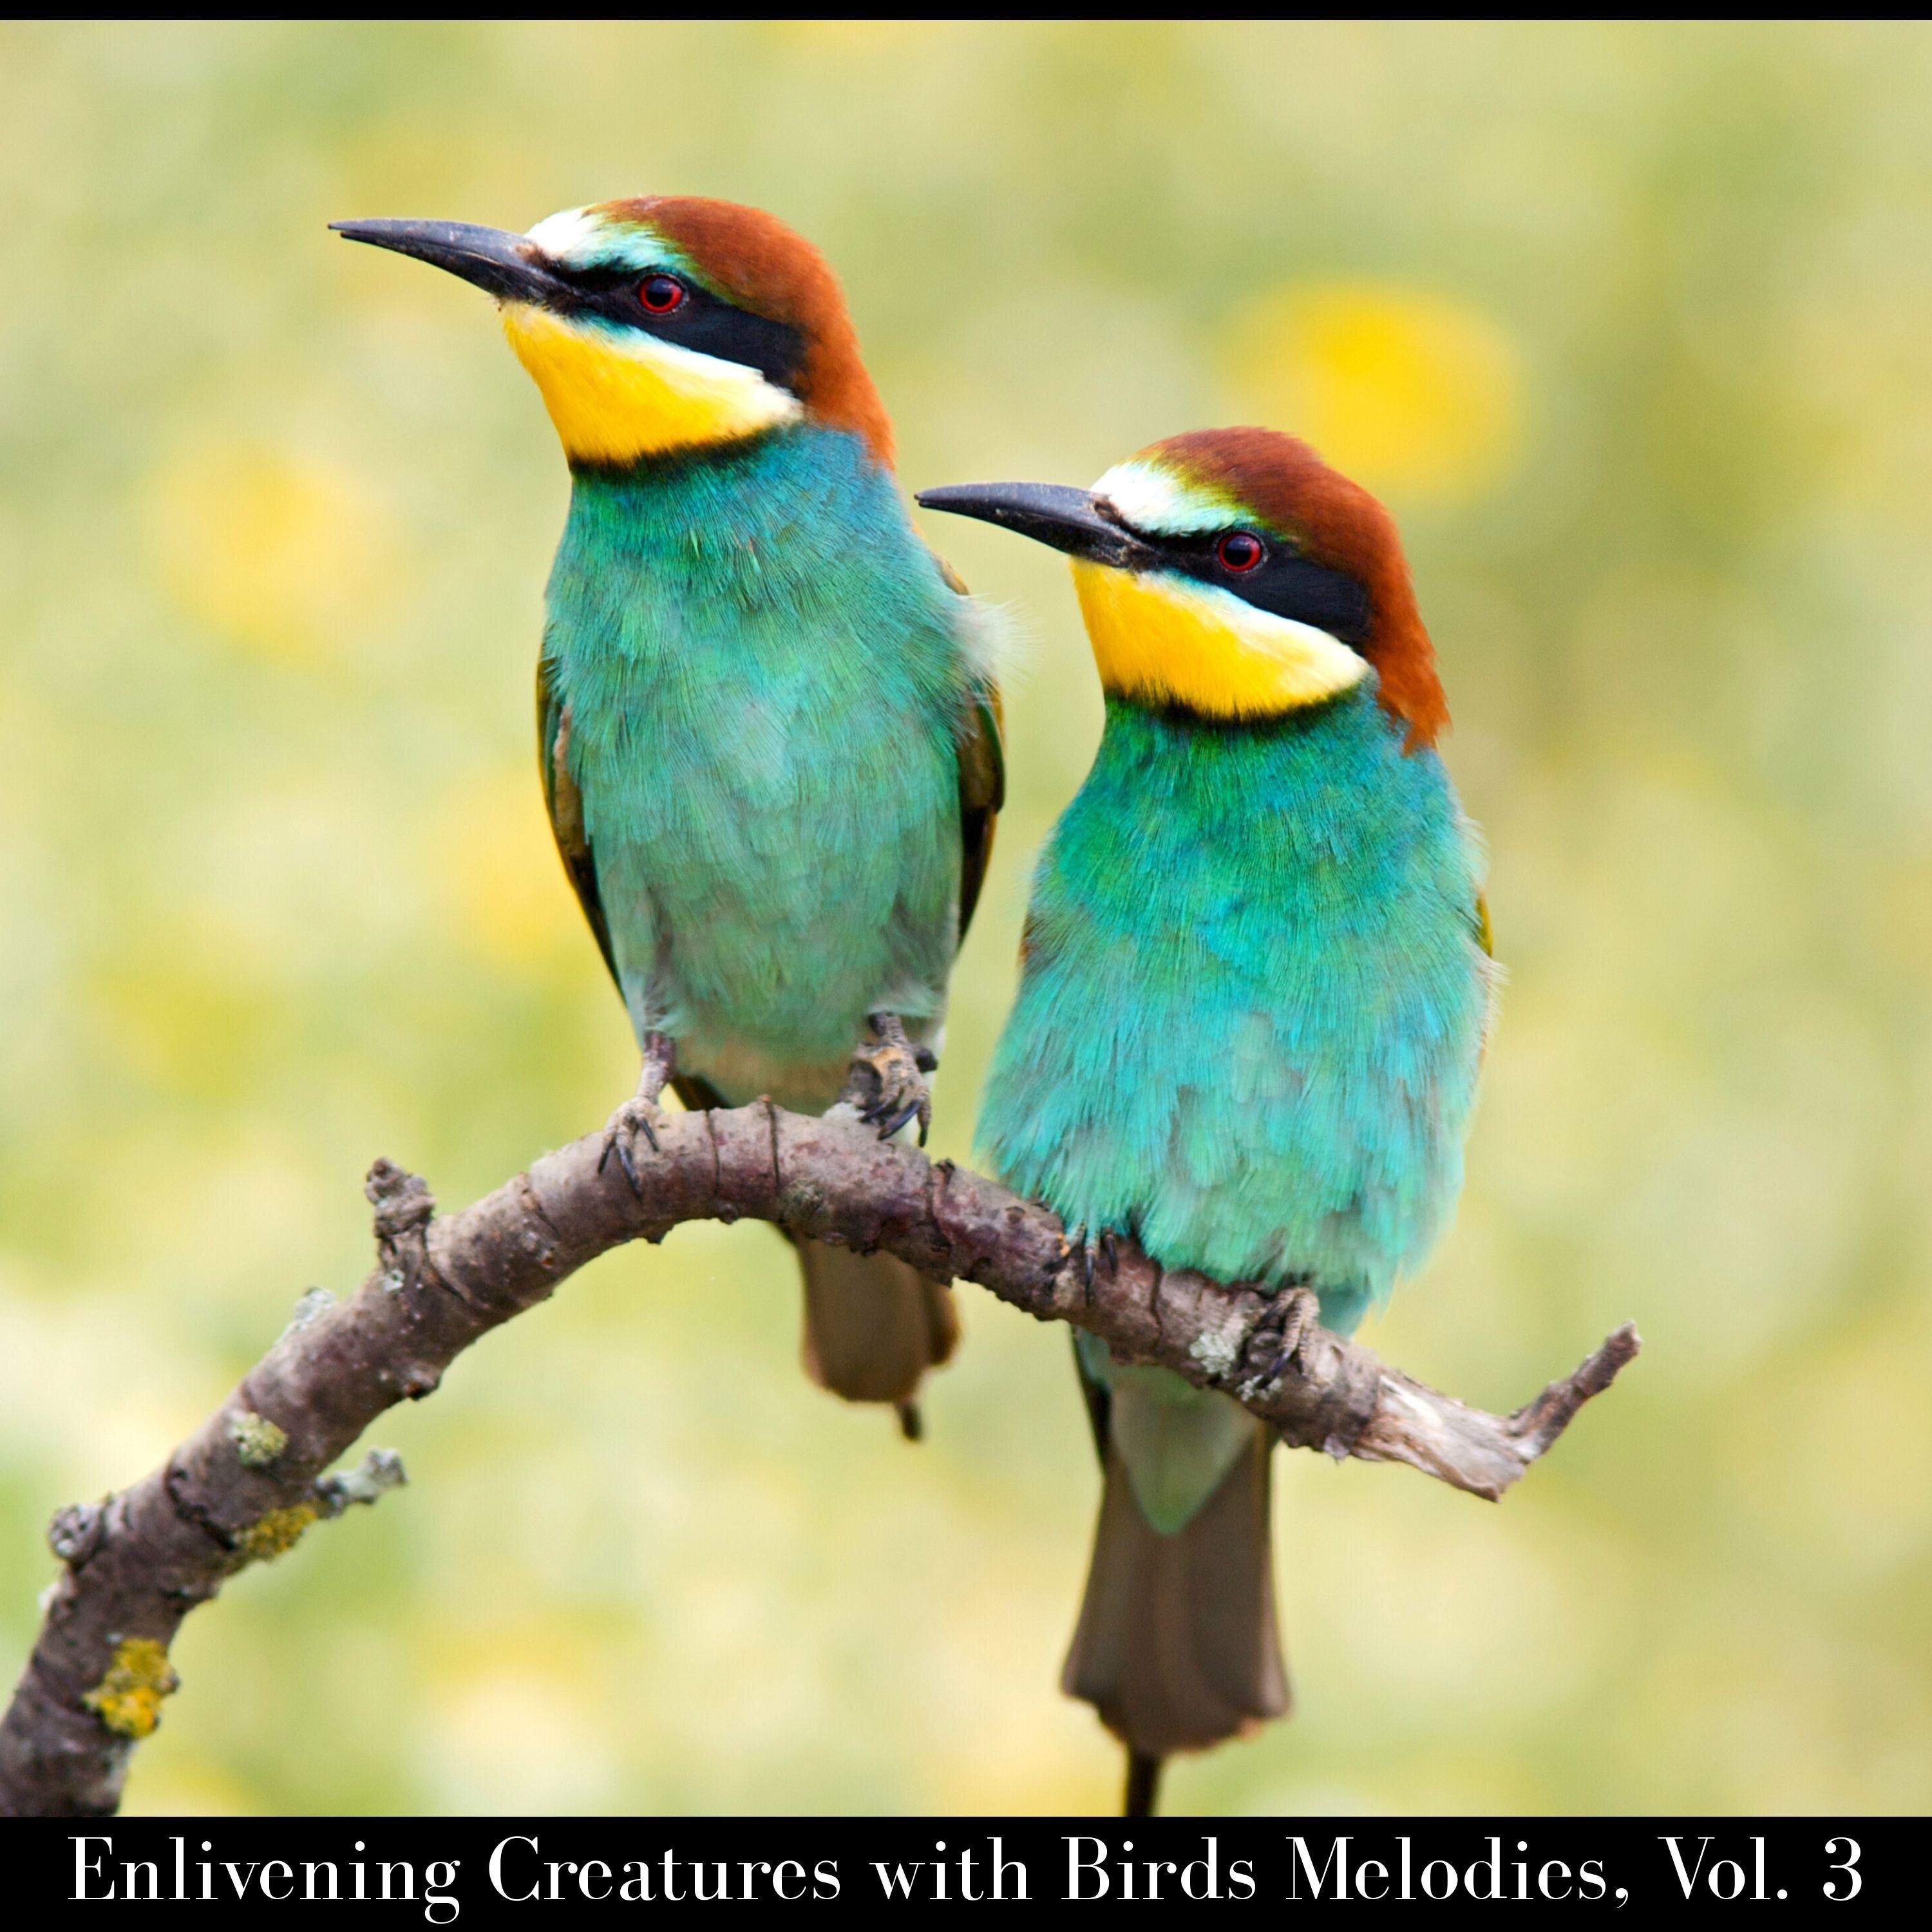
xmin=3 ymin=20 xmax=1929 ymax=1816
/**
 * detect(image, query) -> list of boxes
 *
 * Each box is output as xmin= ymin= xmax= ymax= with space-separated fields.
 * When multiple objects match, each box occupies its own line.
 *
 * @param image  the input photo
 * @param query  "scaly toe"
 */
xmin=849 ymin=1039 xmax=932 ymax=1145
xmin=1258 ymin=1286 xmax=1322 ymax=1385
xmin=598 ymin=1096 xmax=667 ymax=1197
xmin=1059 ymin=1224 xmax=1104 ymax=1303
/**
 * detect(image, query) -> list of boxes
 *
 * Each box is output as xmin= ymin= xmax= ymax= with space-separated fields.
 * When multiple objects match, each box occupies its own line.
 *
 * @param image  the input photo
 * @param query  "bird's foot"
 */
xmin=598 ymin=1032 xmax=677 ymax=1197
xmin=1245 ymin=1283 xmax=1321 ymax=1394
xmin=1057 ymin=1224 xmax=1119 ymax=1305
xmin=844 ymin=1012 xmax=935 ymax=1144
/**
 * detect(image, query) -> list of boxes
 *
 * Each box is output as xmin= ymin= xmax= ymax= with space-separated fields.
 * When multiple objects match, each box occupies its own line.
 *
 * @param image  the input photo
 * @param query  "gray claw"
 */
xmin=598 ymin=1122 xmax=643 ymax=1198
xmin=599 ymin=1087 xmax=668 ymax=1199
xmin=845 ymin=1016 xmax=933 ymax=1146
xmin=1059 ymin=1224 xmax=1100 ymax=1304
xmin=1258 ymin=1285 xmax=1321 ymax=1386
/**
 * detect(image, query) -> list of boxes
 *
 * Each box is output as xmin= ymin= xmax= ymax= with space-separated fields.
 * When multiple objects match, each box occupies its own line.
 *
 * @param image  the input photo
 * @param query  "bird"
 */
xmin=335 ymin=198 xmax=1004 ymax=1435
xmin=919 ymin=429 xmax=1495 ymax=1813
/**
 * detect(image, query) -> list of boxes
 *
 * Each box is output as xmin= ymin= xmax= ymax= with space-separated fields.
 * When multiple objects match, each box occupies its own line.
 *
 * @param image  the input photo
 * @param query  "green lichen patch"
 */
xmin=281 ymin=1287 xmax=336 ymax=1338
xmin=314 ymin=1448 xmax=406 ymax=1515
xmin=82 ymin=1637 xmax=179 ymax=1739
xmin=236 ymin=1502 xmax=318 ymax=1563
xmin=225 ymin=1410 xmax=288 ymax=1468
xmin=1188 ymin=1313 xmax=1245 ymax=1379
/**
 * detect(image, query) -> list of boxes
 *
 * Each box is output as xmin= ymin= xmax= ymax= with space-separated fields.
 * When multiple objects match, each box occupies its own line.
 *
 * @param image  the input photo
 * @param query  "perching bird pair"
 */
xmin=336 ymin=197 xmax=1495 ymax=1815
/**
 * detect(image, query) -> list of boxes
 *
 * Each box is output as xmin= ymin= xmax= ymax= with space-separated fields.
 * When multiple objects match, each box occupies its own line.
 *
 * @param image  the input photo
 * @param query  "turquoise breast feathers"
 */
xmin=544 ymin=427 xmax=978 ymax=1110
xmin=980 ymin=681 xmax=1492 ymax=1337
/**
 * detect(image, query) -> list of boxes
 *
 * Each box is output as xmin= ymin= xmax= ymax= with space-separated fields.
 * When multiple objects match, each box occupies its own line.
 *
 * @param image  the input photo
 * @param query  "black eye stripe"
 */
xmin=1115 ymin=518 xmax=1374 ymax=646
xmin=1229 ymin=556 xmax=1374 ymax=647
xmin=534 ymin=260 xmax=810 ymax=397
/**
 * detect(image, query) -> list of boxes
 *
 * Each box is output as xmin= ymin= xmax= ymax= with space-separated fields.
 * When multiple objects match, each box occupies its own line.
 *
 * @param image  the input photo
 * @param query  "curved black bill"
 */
xmin=916 ymin=481 xmax=1157 ymax=570
xmin=330 ymin=218 xmax=570 ymax=307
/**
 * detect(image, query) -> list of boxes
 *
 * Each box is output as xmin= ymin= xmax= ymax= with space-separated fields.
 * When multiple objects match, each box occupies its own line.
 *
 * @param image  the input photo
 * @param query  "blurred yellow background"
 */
xmin=3 ymin=20 xmax=1929 ymax=1815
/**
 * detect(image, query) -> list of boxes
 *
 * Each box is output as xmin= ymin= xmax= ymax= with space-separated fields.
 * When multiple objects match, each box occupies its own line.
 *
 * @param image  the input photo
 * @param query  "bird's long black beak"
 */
xmin=330 ymin=218 xmax=571 ymax=307
xmin=916 ymin=482 xmax=1157 ymax=570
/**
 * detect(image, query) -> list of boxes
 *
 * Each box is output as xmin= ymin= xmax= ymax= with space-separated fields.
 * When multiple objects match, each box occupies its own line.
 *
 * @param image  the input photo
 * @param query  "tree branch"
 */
xmin=0 ymin=1103 xmax=1638 ymax=1815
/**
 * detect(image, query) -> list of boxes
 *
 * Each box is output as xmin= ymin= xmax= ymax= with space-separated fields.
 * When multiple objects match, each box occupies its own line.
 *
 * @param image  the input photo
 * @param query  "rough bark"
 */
xmin=0 ymin=1102 xmax=1638 ymax=1815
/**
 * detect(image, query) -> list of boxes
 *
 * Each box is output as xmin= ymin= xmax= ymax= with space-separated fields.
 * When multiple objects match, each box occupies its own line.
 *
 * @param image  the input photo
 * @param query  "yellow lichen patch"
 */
xmin=1220 ymin=280 xmax=1523 ymax=502
xmin=83 ymin=1637 xmax=180 ymax=1740
xmin=236 ymin=1502 xmax=319 ymax=1564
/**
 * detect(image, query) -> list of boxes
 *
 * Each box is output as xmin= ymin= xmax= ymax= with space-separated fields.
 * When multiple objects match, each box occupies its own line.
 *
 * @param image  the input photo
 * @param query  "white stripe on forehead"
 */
xmin=524 ymin=205 xmax=674 ymax=273
xmin=1093 ymin=457 xmax=1243 ymax=536
xmin=524 ymin=206 xmax=607 ymax=261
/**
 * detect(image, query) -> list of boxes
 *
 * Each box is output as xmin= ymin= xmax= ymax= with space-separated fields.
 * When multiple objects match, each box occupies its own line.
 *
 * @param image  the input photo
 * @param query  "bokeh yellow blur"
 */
xmin=3 ymin=21 xmax=1930 ymax=1816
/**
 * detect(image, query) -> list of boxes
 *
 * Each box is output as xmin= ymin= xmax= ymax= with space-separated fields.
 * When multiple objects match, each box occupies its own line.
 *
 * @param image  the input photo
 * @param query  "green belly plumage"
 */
xmin=543 ymin=429 xmax=976 ymax=1110
xmin=983 ymin=685 xmax=1493 ymax=1529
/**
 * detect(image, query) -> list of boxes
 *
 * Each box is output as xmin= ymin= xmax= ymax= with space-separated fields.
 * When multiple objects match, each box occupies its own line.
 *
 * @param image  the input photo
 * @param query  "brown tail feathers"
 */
xmin=793 ymin=1238 xmax=958 ymax=1428
xmin=1063 ymin=1423 xmax=1288 ymax=1781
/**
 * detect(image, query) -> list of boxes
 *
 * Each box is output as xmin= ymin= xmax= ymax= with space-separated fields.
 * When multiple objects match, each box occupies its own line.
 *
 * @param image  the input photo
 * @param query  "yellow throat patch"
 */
xmin=500 ymin=303 xmax=802 ymax=465
xmin=1070 ymin=558 xmax=1368 ymax=719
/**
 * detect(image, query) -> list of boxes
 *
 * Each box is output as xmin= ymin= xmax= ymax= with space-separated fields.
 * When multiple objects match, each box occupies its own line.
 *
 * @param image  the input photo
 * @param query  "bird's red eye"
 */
xmin=1216 ymin=531 xmax=1265 ymax=573
xmin=638 ymin=274 xmax=687 ymax=314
